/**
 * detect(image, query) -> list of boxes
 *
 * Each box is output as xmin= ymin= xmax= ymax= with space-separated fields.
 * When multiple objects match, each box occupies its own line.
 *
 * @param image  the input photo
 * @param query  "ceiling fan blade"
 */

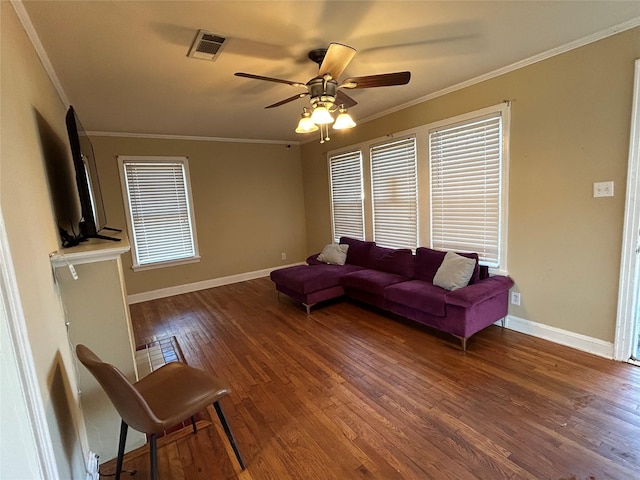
xmin=234 ymin=72 xmax=306 ymax=88
xmin=341 ymin=71 xmax=411 ymax=89
xmin=336 ymin=90 xmax=358 ymax=109
xmin=318 ymin=43 xmax=356 ymax=79
xmin=265 ymin=92 xmax=309 ymax=109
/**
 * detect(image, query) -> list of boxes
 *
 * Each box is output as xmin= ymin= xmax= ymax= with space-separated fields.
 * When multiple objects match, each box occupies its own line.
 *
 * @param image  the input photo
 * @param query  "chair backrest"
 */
xmin=76 ymin=344 xmax=161 ymax=433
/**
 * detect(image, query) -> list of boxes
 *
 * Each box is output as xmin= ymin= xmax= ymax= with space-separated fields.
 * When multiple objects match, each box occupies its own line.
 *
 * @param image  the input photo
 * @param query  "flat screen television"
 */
xmin=64 ymin=106 xmax=120 ymax=245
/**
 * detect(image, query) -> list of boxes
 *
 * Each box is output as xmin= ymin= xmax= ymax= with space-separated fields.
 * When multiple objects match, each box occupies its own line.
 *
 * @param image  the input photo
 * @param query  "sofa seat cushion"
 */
xmin=270 ymin=264 xmax=364 ymax=295
xmin=340 ymin=269 xmax=408 ymax=296
xmin=384 ymin=280 xmax=448 ymax=317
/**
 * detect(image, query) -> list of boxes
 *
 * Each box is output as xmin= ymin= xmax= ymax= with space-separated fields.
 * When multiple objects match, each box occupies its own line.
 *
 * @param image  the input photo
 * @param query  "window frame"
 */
xmin=427 ymin=103 xmax=510 ymax=273
xmin=325 ymin=102 xmax=509 ymax=274
xmin=328 ymin=149 xmax=365 ymax=243
xmin=117 ymin=155 xmax=200 ymax=271
xmin=370 ymin=135 xmax=419 ymax=250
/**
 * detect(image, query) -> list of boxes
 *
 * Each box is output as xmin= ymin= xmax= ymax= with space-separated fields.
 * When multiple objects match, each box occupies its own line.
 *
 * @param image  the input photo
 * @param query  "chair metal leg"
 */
xmin=213 ymin=400 xmax=246 ymax=470
xmin=115 ymin=420 xmax=128 ymax=480
xmin=149 ymin=434 xmax=158 ymax=480
xmin=191 ymin=415 xmax=197 ymax=433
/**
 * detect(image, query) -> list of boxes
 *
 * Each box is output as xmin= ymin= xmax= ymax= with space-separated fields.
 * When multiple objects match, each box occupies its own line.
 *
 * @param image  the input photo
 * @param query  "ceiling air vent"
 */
xmin=187 ymin=30 xmax=227 ymax=61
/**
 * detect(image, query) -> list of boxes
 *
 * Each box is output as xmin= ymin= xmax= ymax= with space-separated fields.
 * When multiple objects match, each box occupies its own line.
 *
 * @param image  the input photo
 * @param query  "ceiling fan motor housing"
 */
xmin=308 ymin=77 xmax=337 ymax=106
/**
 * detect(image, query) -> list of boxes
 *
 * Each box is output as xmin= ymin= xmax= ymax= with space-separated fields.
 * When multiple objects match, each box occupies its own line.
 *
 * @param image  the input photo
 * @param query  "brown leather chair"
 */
xmin=76 ymin=344 xmax=245 ymax=480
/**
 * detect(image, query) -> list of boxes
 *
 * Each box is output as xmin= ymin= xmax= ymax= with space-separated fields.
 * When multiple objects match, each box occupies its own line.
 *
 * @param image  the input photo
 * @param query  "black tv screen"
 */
xmin=65 ymin=106 xmax=118 ymax=243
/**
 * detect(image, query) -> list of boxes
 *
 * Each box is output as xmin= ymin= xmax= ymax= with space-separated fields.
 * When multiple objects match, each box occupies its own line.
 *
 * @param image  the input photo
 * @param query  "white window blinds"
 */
xmin=120 ymin=157 xmax=198 ymax=268
xmin=329 ymin=150 xmax=364 ymax=242
xmin=370 ymin=137 xmax=418 ymax=249
xmin=429 ymin=113 xmax=502 ymax=267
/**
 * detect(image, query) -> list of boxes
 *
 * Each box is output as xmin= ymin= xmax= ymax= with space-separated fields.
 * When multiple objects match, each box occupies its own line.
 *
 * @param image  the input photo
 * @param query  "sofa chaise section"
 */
xmin=269 ymin=263 xmax=364 ymax=314
xmin=270 ymin=236 xmax=374 ymax=313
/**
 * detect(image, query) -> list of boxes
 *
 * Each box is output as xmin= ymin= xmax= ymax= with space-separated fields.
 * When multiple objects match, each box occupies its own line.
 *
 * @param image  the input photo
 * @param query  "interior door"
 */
xmin=615 ymin=58 xmax=640 ymax=364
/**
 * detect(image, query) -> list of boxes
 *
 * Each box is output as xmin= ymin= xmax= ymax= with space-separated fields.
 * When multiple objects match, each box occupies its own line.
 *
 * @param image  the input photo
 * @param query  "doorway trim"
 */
xmin=0 ymin=212 xmax=60 ymax=478
xmin=615 ymin=59 xmax=640 ymax=362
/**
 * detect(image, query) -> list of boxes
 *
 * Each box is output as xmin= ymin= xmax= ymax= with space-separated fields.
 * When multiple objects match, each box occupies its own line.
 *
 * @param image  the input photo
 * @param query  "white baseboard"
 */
xmin=498 ymin=314 xmax=614 ymax=359
xmin=85 ymin=451 xmax=99 ymax=480
xmin=127 ymin=262 xmax=304 ymax=304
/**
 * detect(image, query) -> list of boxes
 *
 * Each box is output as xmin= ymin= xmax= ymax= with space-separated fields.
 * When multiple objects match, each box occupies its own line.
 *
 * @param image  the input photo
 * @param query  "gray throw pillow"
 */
xmin=317 ymin=244 xmax=349 ymax=265
xmin=433 ymin=251 xmax=476 ymax=291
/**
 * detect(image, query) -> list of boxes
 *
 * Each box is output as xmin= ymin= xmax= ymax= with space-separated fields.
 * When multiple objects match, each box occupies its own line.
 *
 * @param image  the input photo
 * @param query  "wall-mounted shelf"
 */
xmin=49 ymin=230 xmax=130 ymax=267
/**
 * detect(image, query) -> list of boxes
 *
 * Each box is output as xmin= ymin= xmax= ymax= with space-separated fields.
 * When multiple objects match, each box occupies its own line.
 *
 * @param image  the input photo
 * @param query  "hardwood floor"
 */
xmin=101 ymin=277 xmax=640 ymax=479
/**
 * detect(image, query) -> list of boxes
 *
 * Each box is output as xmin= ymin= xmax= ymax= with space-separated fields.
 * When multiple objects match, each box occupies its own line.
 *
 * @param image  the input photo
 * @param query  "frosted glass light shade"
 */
xmin=310 ymin=105 xmax=334 ymax=124
xmin=295 ymin=115 xmax=319 ymax=133
xmin=333 ymin=111 xmax=356 ymax=130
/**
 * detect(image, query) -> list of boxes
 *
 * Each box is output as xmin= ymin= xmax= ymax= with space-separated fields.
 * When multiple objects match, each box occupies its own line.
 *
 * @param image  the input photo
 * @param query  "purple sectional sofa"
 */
xmin=269 ymin=237 xmax=514 ymax=350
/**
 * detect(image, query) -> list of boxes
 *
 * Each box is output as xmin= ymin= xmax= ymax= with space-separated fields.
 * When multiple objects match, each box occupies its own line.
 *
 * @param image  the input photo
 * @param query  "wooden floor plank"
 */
xmin=101 ymin=277 xmax=640 ymax=479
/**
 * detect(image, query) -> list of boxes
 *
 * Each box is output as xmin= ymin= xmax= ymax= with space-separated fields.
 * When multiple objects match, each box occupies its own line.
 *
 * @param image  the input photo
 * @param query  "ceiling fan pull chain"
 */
xmin=318 ymin=124 xmax=330 ymax=143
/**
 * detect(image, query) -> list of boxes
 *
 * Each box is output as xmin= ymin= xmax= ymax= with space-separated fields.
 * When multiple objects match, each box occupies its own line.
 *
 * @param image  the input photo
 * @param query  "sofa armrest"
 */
xmin=445 ymin=275 xmax=515 ymax=308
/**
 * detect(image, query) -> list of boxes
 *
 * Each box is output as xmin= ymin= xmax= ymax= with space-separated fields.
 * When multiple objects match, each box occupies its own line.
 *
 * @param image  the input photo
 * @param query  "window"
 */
xmin=329 ymin=150 xmax=364 ymax=242
xmin=370 ymin=137 xmax=418 ymax=249
xmin=429 ymin=107 xmax=508 ymax=269
xmin=118 ymin=156 xmax=200 ymax=270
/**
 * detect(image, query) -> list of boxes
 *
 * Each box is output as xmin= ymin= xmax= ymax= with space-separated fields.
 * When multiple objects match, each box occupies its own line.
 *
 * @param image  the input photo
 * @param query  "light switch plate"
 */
xmin=593 ymin=181 xmax=614 ymax=198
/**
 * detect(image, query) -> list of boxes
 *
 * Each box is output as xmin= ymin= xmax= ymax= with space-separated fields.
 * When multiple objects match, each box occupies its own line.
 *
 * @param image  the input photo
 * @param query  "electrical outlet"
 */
xmin=281 ymin=252 xmax=287 ymax=260
xmin=593 ymin=181 xmax=614 ymax=198
xmin=510 ymin=292 xmax=521 ymax=306
xmin=86 ymin=451 xmax=99 ymax=480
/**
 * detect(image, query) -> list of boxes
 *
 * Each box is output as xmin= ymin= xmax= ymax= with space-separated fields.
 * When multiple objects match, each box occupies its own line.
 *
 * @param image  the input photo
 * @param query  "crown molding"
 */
xmin=358 ymin=17 xmax=640 ymax=126
xmin=14 ymin=0 xmax=639 ymax=143
xmin=12 ymin=0 xmax=296 ymax=146
xmin=87 ymin=131 xmax=299 ymax=146
xmin=11 ymin=0 xmax=70 ymax=107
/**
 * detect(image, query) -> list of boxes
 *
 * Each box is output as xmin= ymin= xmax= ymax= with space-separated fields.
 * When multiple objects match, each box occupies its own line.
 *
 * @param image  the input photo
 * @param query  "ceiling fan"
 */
xmin=234 ymin=42 xmax=411 ymax=142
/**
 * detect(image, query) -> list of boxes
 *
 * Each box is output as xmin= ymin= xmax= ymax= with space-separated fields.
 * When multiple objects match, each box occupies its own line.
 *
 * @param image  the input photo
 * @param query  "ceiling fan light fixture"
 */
xmin=235 ymin=42 xmax=411 ymax=143
xmin=333 ymin=107 xmax=356 ymax=130
xmin=295 ymin=108 xmax=319 ymax=133
xmin=310 ymin=104 xmax=334 ymax=125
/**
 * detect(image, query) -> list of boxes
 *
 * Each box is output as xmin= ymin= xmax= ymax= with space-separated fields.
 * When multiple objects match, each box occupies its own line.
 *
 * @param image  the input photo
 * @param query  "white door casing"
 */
xmin=615 ymin=58 xmax=640 ymax=362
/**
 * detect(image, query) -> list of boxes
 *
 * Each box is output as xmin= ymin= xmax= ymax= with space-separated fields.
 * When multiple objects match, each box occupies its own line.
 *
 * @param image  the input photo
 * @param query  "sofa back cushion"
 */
xmin=340 ymin=237 xmax=375 ymax=268
xmin=415 ymin=247 xmax=480 ymax=284
xmin=368 ymin=245 xmax=415 ymax=278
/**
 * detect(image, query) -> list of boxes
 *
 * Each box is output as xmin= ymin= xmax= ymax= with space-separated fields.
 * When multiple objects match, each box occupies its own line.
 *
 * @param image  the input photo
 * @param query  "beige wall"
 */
xmin=301 ymin=27 xmax=640 ymax=343
xmin=1 ymin=3 xmax=88 ymax=479
xmin=2 ymin=1 xmax=635 ymax=474
xmin=90 ymin=136 xmax=308 ymax=295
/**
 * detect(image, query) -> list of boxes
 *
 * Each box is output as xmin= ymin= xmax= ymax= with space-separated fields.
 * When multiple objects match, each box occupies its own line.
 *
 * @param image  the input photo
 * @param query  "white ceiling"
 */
xmin=21 ymin=1 xmax=640 ymax=143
